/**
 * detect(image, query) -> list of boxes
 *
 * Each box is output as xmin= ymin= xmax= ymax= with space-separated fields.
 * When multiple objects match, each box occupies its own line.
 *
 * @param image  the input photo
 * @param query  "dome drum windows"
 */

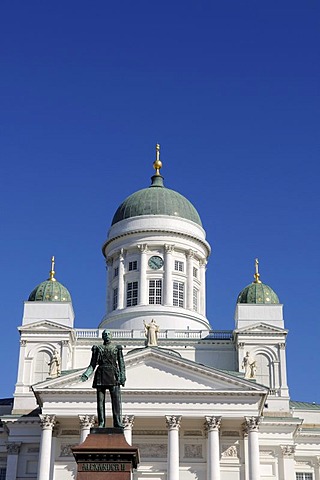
xmin=126 ymin=281 xmax=138 ymax=307
xmin=128 ymin=260 xmax=138 ymax=271
xmin=173 ymin=281 xmax=184 ymax=308
xmin=149 ymin=279 xmax=162 ymax=305
xmin=174 ymin=260 xmax=184 ymax=272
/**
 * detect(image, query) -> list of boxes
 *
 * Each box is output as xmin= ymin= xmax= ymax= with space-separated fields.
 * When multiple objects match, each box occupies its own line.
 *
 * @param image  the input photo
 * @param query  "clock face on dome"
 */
xmin=148 ymin=255 xmax=164 ymax=270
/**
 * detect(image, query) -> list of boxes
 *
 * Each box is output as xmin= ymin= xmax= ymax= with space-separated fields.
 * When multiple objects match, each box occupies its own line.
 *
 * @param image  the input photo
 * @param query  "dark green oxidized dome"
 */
xmin=237 ymin=259 xmax=279 ymax=304
xmin=28 ymin=257 xmax=71 ymax=302
xmin=28 ymin=280 xmax=71 ymax=302
xmin=112 ymin=174 xmax=202 ymax=226
xmin=237 ymin=282 xmax=279 ymax=304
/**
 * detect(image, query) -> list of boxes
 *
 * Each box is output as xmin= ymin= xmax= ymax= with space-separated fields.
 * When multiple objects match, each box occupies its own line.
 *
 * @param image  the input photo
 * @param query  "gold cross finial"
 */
xmin=253 ymin=258 xmax=261 ymax=283
xmin=49 ymin=256 xmax=56 ymax=281
xmin=153 ymin=143 xmax=162 ymax=175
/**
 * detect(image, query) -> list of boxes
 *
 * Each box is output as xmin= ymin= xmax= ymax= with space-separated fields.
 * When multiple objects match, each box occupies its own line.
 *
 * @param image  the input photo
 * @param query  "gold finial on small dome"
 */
xmin=49 ymin=256 xmax=56 ymax=282
xmin=253 ymin=258 xmax=262 ymax=283
xmin=153 ymin=143 xmax=162 ymax=175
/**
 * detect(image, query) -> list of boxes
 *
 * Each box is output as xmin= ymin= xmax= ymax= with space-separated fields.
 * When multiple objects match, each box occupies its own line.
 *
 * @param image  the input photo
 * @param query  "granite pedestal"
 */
xmin=72 ymin=428 xmax=139 ymax=479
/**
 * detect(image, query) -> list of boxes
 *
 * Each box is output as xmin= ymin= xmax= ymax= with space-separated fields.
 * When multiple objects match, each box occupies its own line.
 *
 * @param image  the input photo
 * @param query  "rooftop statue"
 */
xmin=81 ymin=330 xmax=126 ymax=428
xmin=144 ymin=319 xmax=160 ymax=347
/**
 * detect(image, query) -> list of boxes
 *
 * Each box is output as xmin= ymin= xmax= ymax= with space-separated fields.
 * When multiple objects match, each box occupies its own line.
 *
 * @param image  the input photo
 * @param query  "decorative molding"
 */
xmin=122 ymin=415 xmax=135 ymax=429
xmin=165 ymin=415 xmax=182 ymax=429
xmin=204 ymin=416 xmax=221 ymax=432
xmin=184 ymin=430 xmax=203 ymax=437
xmin=39 ymin=414 xmax=56 ymax=430
xmin=27 ymin=447 xmax=40 ymax=453
xmin=184 ymin=444 xmax=203 ymax=458
xmin=135 ymin=443 xmax=167 ymax=458
xmin=244 ymin=416 xmax=261 ymax=432
xmin=6 ymin=443 xmax=21 ymax=455
xmin=137 ymin=244 xmax=148 ymax=253
xmin=221 ymin=445 xmax=238 ymax=458
xmin=60 ymin=443 xmax=78 ymax=457
xmin=164 ymin=244 xmax=175 ymax=254
xmin=281 ymin=445 xmax=295 ymax=457
xmin=79 ymin=415 xmax=96 ymax=429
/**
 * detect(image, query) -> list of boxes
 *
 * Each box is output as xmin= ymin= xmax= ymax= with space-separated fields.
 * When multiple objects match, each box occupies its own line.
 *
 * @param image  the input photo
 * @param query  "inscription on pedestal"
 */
xmin=80 ymin=463 xmax=127 ymax=472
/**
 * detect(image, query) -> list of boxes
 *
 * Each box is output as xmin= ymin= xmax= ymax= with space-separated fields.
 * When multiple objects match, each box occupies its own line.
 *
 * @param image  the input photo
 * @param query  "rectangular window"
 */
xmin=174 ymin=260 xmax=184 ymax=272
xmin=114 ymin=266 xmax=119 ymax=277
xmin=173 ymin=281 xmax=184 ymax=307
xmin=193 ymin=267 xmax=198 ymax=278
xmin=128 ymin=260 xmax=138 ymax=271
xmin=113 ymin=288 xmax=118 ymax=310
xmin=193 ymin=287 xmax=198 ymax=312
xmin=0 ymin=469 xmax=6 ymax=480
xmin=149 ymin=279 xmax=162 ymax=304
xmin=126 ymin=281 xmax=138 ymax=307
xmin=296 ymin=474 xmax=313 ymax=480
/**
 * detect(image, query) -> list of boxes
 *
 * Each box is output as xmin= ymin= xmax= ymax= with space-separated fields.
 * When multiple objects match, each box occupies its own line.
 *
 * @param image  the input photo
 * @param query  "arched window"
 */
xmin=33 ymin=351 xmax=50 ymax=383
xmin=255 ymin=353 xmax=271 ymax=387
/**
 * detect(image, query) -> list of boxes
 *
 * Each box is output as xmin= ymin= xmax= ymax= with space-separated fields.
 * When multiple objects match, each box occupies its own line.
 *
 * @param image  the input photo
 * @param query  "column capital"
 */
xmin=244 ymin=416 xmax=261 ymax=432
xmin=280 ymin=445 xmax=295 ymax=457
xmin=187 ymin=249 xmax=195 ymax=259
xmin=199 ymin=259 xmax=207 ymax=268
xmin=204 ymin=416 xmax=221 ymax=432
xmin=137 ymin=244 xmax=148 ymax=253
xmin=313 ymin=455 xmax=320 ymax=467
xmin=122 ymin=415 xmax=135 ymax=429
xmin=20 ymin=339 xmax=27 ymax=346
xmin=79 ymin=415 xmax=95 ymax=429
xmin=39 ymin=414 xmax=56 ymax=430
xmin=164 ymin=244 xmax=175 ymax=254
xmin=62 ymin=339 xmax=69 ymax=346
xmin=165 ymin=415 xmax=182 ymax=430
xmin=106 ymin=257 xmax=113 ymax=267
xmin=119 ymin=248 xmax=126 ymax=261
xmin=279 ymin=342 xmax=286 ymax=350
xmin=6 ymin=442 xmax=21 ymax=455
xmin=238 ymin=342 xmax=245 ymax=348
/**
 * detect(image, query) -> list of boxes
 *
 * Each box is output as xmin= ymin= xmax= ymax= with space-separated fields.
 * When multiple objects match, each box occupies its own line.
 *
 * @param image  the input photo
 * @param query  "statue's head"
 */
xmin=102 ymin=330 xmax=112 ymax=342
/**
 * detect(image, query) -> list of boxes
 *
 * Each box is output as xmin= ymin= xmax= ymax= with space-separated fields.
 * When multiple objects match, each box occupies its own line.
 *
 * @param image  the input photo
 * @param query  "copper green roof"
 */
xmin=290 ymin=400 xmax=320 ymax=410
xmin=28 ymin=279 xmax=71 ymax=302
xmin=237 ymin=282 xmax=279 ymax=304
xmin=111 ymin=174 xmax=202 ymax=226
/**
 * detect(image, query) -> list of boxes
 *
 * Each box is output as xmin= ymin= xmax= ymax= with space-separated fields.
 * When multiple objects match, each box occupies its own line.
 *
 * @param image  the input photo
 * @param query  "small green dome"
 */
xmin=28 ymin=279 xmax=71 ymax=302
xmin=28 ymin=256 xmax=72 ymax=302
xmin=237 ymin=259 xmax=279 ymax=304
xmin=237 ymin=282 xmax=279 ymax=304
xmin=112 ymin=174 xmax=202 ymax=226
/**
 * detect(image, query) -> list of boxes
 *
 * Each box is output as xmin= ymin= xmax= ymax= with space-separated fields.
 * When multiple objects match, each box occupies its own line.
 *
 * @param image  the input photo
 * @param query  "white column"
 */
xmin=278 ymin=343 xmax=289 ymax=396
xmin=37 ymin=414 xmax=56 ymax=480
xmin=79 ymin=415 xmax=96 ymax=443
xmin=280 ymin=445 xmax=295 ymax=479
xmin=61 ymin=340 xmax=69 ymax=371
xmin=16 ymin=339 xmax=27 ymax=384
xmin=106 ymin=257 xmax=113 ymax=313
xmin=313 ymin=456 xmax=320 ymax=480
xmin=138 ymin=244 xmax=148 ymax=305
xmin=165 ymin=415 xmax=181 ymax=480
xmin=242 ymin=429 xmax=249 ymax=480
xmin=5 ymin=443 xmax=21 ymax=480
xmin=123 ymin=415 xmax=135 ymax=445
xmin=199 ymin=259 xmax=207 ymax=316
xmin=164 ymin=245 xmax=174 ymax=306
xmin=205 ymin=416 xmax=221 ymax=480
xmin=118 ymin=249 xmax=125 ymax=309
xmin=186 ymin=250 xmax=194 ymax=310
xmin=244 ymin=417 xmax=261 ymax=480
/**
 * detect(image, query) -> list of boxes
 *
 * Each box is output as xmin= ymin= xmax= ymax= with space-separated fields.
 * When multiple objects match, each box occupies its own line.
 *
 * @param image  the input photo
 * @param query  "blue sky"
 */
xmin=0 ymin=1 xmax=319 ymax=402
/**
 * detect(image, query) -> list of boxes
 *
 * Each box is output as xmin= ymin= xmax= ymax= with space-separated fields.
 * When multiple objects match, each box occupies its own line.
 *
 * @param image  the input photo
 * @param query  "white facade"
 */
xmin=0 ymin=164 xmax=319 ymax=480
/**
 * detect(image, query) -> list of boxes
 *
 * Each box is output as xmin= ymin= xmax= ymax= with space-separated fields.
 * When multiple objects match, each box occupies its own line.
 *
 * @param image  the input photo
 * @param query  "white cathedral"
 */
xmin=1 ymin=145 xmax=319 ymax=480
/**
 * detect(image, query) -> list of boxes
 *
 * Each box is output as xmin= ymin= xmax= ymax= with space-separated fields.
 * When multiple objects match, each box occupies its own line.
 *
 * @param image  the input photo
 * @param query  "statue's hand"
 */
xmin=80 ymin=373 xmax=89 ymax=382
xmin=119 ymin=374 xmax=126 ymax=387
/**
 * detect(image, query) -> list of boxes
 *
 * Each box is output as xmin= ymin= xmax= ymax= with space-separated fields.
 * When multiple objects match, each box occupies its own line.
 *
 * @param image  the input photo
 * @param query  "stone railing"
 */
xmin=75 ymin=329 xmax=233 ymax=341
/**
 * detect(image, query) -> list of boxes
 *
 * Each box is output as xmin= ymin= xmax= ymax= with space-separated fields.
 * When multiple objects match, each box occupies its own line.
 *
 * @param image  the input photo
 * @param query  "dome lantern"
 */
xmin=28 ymin=256 xmax=72 ymax=302
xmin=237 ymin=259 xmax=279 ymax=304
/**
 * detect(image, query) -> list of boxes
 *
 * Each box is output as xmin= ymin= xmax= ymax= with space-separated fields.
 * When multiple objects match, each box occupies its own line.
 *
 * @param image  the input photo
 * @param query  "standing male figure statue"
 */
xmin=81 ymin=330 xmax=126 ymax=428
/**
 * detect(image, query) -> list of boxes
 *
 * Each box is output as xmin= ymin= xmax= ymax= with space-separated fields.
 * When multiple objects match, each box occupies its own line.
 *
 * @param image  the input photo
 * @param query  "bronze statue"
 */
xmin=81 ymin=330 xmax=126 ymax=428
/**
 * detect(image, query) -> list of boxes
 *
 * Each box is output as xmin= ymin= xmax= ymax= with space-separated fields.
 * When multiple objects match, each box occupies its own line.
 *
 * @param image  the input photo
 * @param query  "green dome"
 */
xmin=28 ymin=279 xmax=71 ymax=302
xmin=28 ymin=257 xmax=71 ymax=302
xmin=237 ymin=282 xmax=279 ymax=304
xmin=112 ymin=174 xmax=202 ymax=226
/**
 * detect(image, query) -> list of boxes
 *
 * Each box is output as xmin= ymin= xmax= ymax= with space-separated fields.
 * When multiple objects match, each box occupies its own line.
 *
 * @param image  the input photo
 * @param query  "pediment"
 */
xmin=33 ymin=347 xmax=267 ymax=395
xmin=19 ymin=320 xmax=72 ymax=332
xmin=235 ymin=322 xmax=287 ymax=334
